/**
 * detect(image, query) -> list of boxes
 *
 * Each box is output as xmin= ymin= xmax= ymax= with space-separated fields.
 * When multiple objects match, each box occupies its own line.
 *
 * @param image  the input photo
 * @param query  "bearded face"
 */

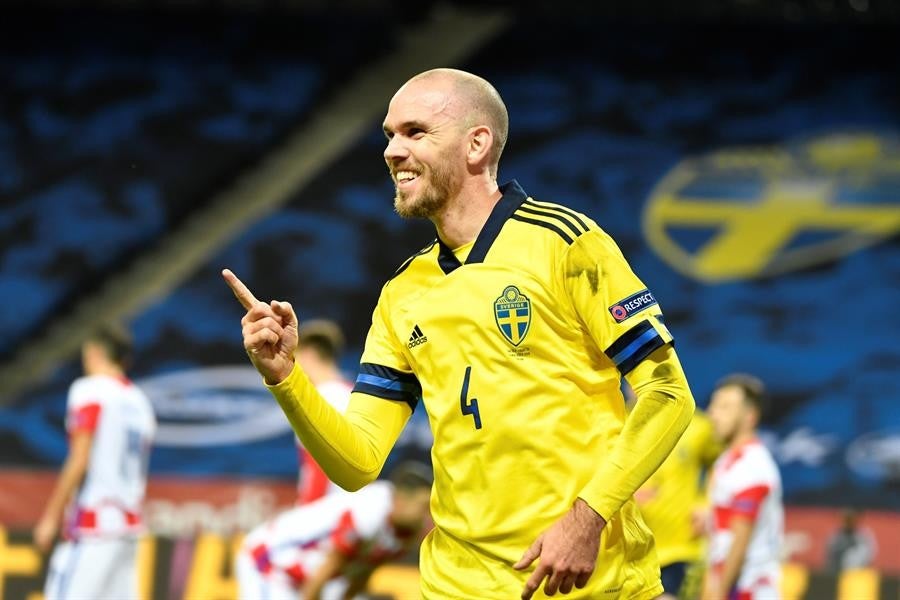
xmin=383 ymin=79 xmax=471 ymax=220
xmin=709 ymin=385 xmax=752 ymax=445
xmin=391 ymin=142 xmax=463 ymax=219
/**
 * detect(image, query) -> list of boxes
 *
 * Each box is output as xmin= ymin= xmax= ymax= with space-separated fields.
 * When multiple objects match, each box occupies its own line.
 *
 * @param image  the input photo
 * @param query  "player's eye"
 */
xmin=409 ymin=128 xmax=425 ymax=139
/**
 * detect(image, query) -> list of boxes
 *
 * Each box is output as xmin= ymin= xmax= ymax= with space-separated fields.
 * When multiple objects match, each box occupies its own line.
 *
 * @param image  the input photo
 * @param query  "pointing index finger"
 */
xmin=222 ymin=268 xmax=259 ymax=310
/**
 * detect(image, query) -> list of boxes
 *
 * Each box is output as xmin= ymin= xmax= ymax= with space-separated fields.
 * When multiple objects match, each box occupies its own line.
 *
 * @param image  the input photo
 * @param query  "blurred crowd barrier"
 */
xmin=0 ymin=470 xmax=423 ymax=599
xmin=0 ymin=524 xmax=897 ymax=600
xmin=2 ymin=470 xmax=898 ymax=599
xmin=0 ymin=527 xmax=420 ymax=600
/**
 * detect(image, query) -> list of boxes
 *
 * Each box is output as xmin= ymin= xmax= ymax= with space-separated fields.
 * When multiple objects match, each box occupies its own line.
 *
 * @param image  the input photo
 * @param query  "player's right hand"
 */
xmin=33 ymin=515 xmax=58 ymax=553
xmin=514 ymin=499 xmax=604 ymax=599
xmin=222 ymin=269 xmax=298 ymax=385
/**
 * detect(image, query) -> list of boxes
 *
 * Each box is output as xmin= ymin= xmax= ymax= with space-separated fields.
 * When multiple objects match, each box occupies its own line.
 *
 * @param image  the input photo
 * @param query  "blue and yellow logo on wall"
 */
xmin=494 ymin=285 xmax=531 ymax=346
xmin=643 ymin=132 xmax=900 ymax=282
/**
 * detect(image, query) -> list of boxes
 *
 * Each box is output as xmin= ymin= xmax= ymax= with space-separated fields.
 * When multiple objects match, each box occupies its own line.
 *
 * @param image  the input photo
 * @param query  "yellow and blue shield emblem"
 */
xmin=643 ymin=131 xmax=900 ymax=282
xmin=494 ymin=285 xmax=531 ymax=346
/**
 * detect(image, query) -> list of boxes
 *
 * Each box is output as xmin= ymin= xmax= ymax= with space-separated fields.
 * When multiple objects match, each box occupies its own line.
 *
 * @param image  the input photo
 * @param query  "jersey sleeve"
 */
xmin=561 ymin=229 xmax=673 ymax=375
xmin=561 ymin=229 xmax=694 ymax=521
xmin=66 ymin=379 xmax=103 ymax=435
xmin=329 ymin=484 xmax=390 ymax=557
xmin=297 ymin=447 xmax=330 ymax=504
xmin=579 ymin=345 xmax=694 ymax=520
xmin=267 ymin=288 xmax=413 ymax=492
xmin=330 ymin=510 xmax=361 ymax=557
xmin=729 ymin=485 xmax=770 ymax=520
xmin=352 ymin=286 xmax=422 ymax=412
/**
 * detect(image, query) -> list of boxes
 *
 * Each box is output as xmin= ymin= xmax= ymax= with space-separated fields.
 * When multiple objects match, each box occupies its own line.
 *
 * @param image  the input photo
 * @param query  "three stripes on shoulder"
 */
xmin=511 ymin=199 xmax=592 ymax=245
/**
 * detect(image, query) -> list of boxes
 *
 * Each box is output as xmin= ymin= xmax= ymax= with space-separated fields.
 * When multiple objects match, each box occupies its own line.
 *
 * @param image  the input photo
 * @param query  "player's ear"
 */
xmin=466 ymin=125 xmax=493 ymax=169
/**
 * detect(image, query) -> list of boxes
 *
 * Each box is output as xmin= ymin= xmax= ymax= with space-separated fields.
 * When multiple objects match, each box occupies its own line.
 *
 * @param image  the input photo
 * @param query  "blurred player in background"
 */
xmin=630 ymin=381 xmax=721 ymax=599
xmin=294 ymin=319 xmax=353 ymax=504
xmin=34 ymin=323 xmax=156 ymax=600
xmin=703 ymin=374 xmax=783 ymax=600
xmin=236 ymin=461 xmax=432 ymax=600
xmin=826 ymin=509 xmax=877 ymax=572
xmin=224 ymin=67 xmax=695 ymax=599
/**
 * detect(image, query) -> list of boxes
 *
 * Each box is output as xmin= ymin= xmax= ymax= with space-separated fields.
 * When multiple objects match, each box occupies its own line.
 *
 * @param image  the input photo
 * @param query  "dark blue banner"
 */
xmin=1 ymin=24 xmax=898 ymax=509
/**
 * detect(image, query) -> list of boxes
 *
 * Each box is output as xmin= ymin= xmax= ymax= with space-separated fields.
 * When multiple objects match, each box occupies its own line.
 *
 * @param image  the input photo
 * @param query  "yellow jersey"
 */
xmin=635 ymin=412 xmax=720 ymax=566
xmin=352 ymin=180 xmax=677 ymax=598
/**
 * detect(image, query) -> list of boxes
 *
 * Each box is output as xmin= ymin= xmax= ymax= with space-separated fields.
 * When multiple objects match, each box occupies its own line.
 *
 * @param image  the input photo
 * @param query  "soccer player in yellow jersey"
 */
xmin=223 ymin=68 xmax=696 ymax=599
xmin=633 ymin=405 xmax=721 ymax=599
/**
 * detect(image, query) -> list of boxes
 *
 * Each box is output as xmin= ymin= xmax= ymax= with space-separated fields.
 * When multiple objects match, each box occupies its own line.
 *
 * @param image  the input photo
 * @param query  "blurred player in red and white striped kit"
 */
xmin=34 ymin=323 xmax=156 ymax=600
xmin=703 ymin=374 xmax=783 ymax=600
xmin=236 ymin=461 xmax=432 ymax=600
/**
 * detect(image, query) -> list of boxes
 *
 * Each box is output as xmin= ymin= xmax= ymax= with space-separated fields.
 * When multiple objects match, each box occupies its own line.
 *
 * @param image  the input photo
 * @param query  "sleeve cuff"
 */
xmin=264 ymin=361 xmax=304 ymax=393
xmin=579 ymin=474 xmax=627 ymax=523
xmin=265 ymin=362 xmax=318 ymax=417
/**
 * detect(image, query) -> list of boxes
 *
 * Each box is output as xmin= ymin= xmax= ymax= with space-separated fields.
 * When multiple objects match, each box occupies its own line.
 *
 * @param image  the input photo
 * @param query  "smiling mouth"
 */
xmin=395 ymin=170 xmax=420 ymax=185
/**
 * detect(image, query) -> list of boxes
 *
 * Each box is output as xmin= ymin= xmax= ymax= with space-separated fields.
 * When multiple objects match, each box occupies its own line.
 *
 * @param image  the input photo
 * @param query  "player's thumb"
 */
xmin=513 ymin=535 xmax=543 ymax=570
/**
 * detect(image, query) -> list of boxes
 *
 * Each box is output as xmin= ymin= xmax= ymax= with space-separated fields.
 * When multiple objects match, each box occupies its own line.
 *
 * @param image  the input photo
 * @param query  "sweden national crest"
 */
xmin=494 ymin=285 xmax=531 ymax=346
xmin=642 ymin=130 xmax=900 ymax=282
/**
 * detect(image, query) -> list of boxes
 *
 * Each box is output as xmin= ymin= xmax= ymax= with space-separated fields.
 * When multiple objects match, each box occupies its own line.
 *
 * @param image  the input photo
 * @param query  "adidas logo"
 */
xmin=407 ymin=324 xmax=428 ymax=348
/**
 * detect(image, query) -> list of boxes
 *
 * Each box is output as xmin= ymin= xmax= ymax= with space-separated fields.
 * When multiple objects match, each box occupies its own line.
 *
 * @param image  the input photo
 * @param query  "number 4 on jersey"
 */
xmin=459 ymin=366 xmax=482 ymax=430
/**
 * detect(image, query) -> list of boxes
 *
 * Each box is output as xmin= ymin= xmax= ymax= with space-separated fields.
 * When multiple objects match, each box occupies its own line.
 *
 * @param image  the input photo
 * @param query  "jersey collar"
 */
xmin=719 ymin=436 xmax=761 ymax=471
xmin=436 ymin=180 xmax=527 ymax=275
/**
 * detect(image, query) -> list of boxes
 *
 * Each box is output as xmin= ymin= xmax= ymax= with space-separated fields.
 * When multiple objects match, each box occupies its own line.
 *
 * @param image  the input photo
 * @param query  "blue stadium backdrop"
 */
xmin=1 ymin=22 xmax=898 ymax=517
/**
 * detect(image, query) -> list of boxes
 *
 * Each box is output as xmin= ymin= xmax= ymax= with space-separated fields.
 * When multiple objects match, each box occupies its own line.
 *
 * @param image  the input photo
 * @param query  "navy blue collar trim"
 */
xmin=436 ymin=180 xmax=528 ymax=275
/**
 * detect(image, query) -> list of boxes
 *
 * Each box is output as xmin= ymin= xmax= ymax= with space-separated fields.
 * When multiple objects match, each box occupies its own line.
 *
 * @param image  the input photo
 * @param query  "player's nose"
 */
xmin=384 ymin=134 xmax=409 ymax=162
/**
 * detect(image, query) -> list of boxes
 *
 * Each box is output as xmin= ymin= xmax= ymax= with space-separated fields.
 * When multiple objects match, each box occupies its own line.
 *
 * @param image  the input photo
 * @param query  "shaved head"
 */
xmin=383 ymin=68 xmax=509 ymax=220
xmin=401 ymin=68 xmax=509 ymax=174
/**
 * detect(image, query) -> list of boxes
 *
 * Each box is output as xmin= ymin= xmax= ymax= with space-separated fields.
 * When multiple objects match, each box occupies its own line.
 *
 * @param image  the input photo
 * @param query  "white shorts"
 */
xmin=44 ymin=537 xmax=137 ymax=600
